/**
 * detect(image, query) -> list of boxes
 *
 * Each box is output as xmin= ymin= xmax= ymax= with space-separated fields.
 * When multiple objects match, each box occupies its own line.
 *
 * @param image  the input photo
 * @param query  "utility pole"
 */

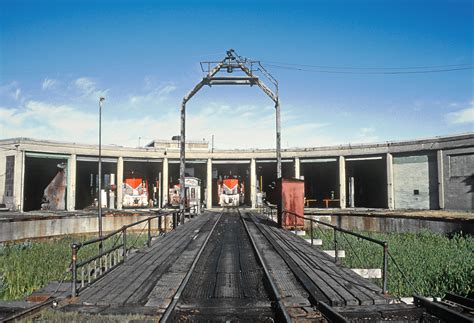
xmin=98 ymin=97 xmax=105 ymax=251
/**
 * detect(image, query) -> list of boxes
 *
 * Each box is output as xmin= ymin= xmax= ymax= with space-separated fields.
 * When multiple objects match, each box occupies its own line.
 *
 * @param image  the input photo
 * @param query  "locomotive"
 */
xmin=218 ymin=176 xmax=245 ymax=206
xmin=122 ymin=172 xmax=149 ymax=208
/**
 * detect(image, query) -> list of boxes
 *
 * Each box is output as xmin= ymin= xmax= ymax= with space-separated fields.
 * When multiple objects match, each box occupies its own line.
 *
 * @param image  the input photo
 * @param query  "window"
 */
xmin=5 ymin=156 xmax=14 ymax=197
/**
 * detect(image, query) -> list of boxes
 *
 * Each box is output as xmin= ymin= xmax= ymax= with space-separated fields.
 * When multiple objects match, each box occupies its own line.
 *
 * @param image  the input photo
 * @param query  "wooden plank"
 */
xmin=257 ymin=214 xmax=381 ymax=306
xmin=265 ymin=217 xmax=388 ymax=305
xmin=127 ymin=218 xmax=216 ymax=304
xmin=250 ymin=216 xmax=334 ymax=305
xmin=265 ymin=224 xmax=355 ymax=306
xmin=80 ymin=224 xmax=194 ymax=304
xmin=284 ymin=228 xmax=387 ymax=304
xmin=268 ymin=224 xmax=383 ymax=306
xmin=97 ymin=216 xmax=213 ymax=305
xmin=78 ymin=214 xmax=212 ymax=305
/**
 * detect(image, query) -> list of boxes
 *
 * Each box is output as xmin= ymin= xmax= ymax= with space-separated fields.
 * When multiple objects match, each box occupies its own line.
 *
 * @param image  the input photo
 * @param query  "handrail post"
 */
xmin=123 ymin=227 xmax=127 ymax=262
xmin=333 ymin=228 xmax=338 ymax=264
xmin=382 ymin=242 xmax=388 ymax=294
xmin=293 ymin=211 xmax=296 ymax=230
xmin=310 ymin=219 xmax=314 ymax=246
xmin=71 ymin=243 xmax=78 ymax=296
xmin=147 ymin=218 xmax=151 ymax=248
xmin=158 ymin=215 xmax=162 ymax=234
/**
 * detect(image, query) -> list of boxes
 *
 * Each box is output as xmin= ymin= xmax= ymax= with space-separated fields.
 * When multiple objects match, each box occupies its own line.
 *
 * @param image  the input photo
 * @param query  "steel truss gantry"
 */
xmin=179 ymin=49 xmax=280 ymax=220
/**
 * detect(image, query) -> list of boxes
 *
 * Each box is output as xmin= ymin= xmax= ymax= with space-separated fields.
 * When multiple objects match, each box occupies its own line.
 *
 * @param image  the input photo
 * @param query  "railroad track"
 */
xmin=4 ymin=207 xmax=473 ymax=322
xmin=160 ymin=207 xmax=291 ymax=322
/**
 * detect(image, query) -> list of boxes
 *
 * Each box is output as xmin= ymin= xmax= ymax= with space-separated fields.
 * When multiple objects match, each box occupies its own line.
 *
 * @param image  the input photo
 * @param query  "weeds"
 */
xmin=307 ymin=228 xmax=474 ymax=297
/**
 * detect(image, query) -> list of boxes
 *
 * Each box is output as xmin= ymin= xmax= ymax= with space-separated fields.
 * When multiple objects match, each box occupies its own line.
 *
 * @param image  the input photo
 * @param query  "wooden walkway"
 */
xmin=63 ymin=212 xmax=218 ymax=316
xmin=60 ymin=209 xmax=424 ymax=322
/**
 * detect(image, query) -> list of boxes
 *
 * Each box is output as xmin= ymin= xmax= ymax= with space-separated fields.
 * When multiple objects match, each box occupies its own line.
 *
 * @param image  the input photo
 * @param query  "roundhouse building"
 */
xmin=0 ymin=133 xmax=473 ymax=212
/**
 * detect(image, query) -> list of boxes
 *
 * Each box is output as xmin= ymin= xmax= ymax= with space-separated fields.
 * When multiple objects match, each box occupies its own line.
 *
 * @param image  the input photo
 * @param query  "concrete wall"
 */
xmin=0 ymin=215 xmax=171 ymax=242
xmin=0 ymin=151 xmax=6 ymax=204
xmin=443 ymin=148 xmax=474 ymax=211
xmin=1 ymin=134 xmax=473 ymax=212
xmin=393 ymin=153 xmax=438 ymax=209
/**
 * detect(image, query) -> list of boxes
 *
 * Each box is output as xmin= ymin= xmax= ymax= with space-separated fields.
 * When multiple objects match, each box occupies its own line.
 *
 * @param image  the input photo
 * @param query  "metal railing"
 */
xmin=71 ymin=206 xmax=198 ymax=296
xmin=258 ymin=203 xmax=389 ymax=295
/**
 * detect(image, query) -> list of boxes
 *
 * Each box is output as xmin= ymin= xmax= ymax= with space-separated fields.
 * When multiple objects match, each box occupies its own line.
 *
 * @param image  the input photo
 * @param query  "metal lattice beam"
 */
xmin=179 ymin=49 xmax=280 ymax=221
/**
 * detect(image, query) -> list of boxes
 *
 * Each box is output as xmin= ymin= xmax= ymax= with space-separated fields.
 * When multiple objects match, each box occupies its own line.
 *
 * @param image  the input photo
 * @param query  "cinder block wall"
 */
xmin=393 ymin=153 xmax=438 ymax=210
xmin=443 ymin=148 xmax=474 ymax=211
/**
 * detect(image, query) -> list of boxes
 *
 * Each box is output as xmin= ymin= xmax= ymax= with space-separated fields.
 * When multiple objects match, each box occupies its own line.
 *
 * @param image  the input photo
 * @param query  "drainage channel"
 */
xmin=161 ymin=207 xmax=288 ymax=322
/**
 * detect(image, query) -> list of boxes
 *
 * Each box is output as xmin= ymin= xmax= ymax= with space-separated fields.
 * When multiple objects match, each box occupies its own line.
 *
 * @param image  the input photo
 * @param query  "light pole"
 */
xmin=98 ymin=97 xmax=105 ymax=247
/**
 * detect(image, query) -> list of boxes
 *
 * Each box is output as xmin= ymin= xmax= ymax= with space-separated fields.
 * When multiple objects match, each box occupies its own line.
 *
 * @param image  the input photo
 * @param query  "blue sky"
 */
xmin=0 ymin=0 xmax=472 ymax=149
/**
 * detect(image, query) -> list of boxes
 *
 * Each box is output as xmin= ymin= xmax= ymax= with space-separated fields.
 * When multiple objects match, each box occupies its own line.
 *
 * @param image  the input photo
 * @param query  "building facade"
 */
xmin=0 ymin=133 xmax=473 ymax=212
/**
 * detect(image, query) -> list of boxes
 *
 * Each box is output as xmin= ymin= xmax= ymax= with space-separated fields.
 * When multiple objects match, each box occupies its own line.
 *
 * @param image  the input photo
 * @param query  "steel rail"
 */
xmin=238 ymin=209 xmax=292 ymax=323
xmin=159 ymin=210 xmax=224 ymax=323
xmin=247 ymin=211 xmax=350 ymax=322
xmin=4 ymin=299 xmax=55 ymax=322
xmin=414 ymin=295 xmax=474 ymax=323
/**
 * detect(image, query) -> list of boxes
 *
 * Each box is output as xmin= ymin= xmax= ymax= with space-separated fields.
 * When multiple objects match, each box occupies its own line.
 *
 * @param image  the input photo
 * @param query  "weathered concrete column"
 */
xmin=206 ymin=158 xmax=213 ymax=209
xmin=116 ymin=156 xmax=124 ymax=210
xmin=339 ymin=156 xmax=346 ymax=209
xmin=294 ymin=157 xmax=300 ymax=179
xmin=386 ymin=153 xmax=395 ymax=210
xmin=162 ymin=157 xmax=169 ymax=207
xmin=437 ymin=150 xmax=445 ymax=209
xmin=0 ymin=153 xmax=5 ymax=200
xmin=67 ymin=154 xmax=77 ymax=211
xmin=13 ymin=149 xmax=25 ymax=212
xmin=250 ymin=158 xmax=257 ymax=208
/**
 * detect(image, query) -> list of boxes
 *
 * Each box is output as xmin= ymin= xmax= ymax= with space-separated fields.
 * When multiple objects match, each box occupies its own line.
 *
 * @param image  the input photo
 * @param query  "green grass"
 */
xmin=0 ymin=232 xmax=149 ymax=301
xmin=305 ymin=228 xmax=474 ymax=297
xmin=1 ymin=228 xmax=472 ymax=301
xmin=37 ymin=308 xmax=157 ymax=322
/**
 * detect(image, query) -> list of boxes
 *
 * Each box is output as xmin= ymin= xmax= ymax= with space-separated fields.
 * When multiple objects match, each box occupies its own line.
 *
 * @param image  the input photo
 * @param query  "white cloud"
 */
xmin=129 ymin=83 xmax=177 ymax=107
xmin=14 ymin=89 xmax=21 ymax=100
xmin=350 ymin=127 xmax=379 ymax=143
xmin=0 ymin=82 xmax=22 ymax=101
xmin=446 ymin=104 xmax=474 ymax=125
xmin=42 ymin=78 xmax=58 ymax=90
xmin=0 ymin=101 xmax=96 ymax=142
xmin=74 ymin=77 xmax=108 ymax=99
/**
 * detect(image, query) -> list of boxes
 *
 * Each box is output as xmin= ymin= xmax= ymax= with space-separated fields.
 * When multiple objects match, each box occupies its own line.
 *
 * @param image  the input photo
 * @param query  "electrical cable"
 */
xmin=261 ymin=60 xmax=473 ymax=70
xmin=263 ymin=63 xmax=474 ymax=74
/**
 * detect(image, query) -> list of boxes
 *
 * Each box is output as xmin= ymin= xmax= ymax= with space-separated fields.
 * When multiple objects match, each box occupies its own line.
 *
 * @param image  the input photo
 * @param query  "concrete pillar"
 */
xmin=206 ymin=158 xmax=212 ymax=209
xmin=386 ymin=153 xmax=395 ymax=210
xmin=116 ymin=156 xmax=124 ymax=210
xmin=0 ymin=153 xmax=6 ymax=203
xmin=339 ymin=156 xmax=346 ymax=209
xmin=294 ymin=157 xmax=300 ymax=179
xmin=250 ymin=158 xmax=257 ymax=208
xmin=67 ymin=154 xmax=76 ymax=211
xmin=162 ymin=157 xmax=169 ymax=206
xmin=437 ymin=150 xmax=445 ymax=209
xmin=13 ymin=149 xmax=25 ymax=212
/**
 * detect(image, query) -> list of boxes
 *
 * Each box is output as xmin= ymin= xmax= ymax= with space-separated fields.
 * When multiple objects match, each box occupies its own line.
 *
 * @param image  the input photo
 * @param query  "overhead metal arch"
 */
xmin=179 ymin=49 xmax=280 ymax=220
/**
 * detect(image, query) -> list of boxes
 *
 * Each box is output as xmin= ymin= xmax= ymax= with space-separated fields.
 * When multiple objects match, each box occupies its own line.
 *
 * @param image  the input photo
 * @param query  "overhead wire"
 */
xmin=262 ymin=63 xmax=474 ymax=74
xmin=261 ymin=60 xmax=473 ymax=70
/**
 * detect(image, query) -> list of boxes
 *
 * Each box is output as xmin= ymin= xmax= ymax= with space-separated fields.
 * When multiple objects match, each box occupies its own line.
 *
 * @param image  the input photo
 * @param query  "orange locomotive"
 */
xmin=218 ymin=176 xmax=245 ymax=206
xmin=123 ymin=172 xmax=149 ymax=208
